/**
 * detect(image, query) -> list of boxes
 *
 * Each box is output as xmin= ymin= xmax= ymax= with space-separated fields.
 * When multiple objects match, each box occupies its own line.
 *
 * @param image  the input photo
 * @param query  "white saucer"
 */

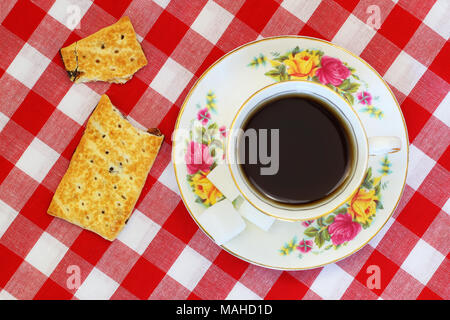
xmin=172 ymin=36 xmax=408 ymax=270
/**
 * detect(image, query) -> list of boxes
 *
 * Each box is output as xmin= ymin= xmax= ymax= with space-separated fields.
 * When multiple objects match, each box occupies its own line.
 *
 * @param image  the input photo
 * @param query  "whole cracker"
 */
xmin=48 ymin=95 xmax=164 ymax=240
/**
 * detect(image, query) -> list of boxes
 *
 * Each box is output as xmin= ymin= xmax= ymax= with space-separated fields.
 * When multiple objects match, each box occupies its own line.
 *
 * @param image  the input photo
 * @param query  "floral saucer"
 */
xmin=172 ymin=36 xmax=408 ymax=270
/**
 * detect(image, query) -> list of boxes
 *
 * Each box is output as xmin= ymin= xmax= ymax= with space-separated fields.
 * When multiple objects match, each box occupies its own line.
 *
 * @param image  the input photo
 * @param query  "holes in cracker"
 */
xmin=105 ymin=150 xmax=109 ymax=155
xmin=120 ymin=34 xmax=125 ymax=40
xmin=113 ymin=185 xmax=117 ymax=189
xmin=101 ymin=44 xmax=105 ymax=49
xmin=95 ymin=59 xmax=100 ymax=63
xmin=101 ymin=210 xmax=105 ymax=214
xmin=129 ymin=176 xmax=133 ymax=180
xmin=121 ymin=195 xmax=126 ymax=200
xmin=86 ymin=215 xmax=90 ymax=220
xmin=102 ymin=134 xmax=106 ymax=138
xmin=81 ymin=202 xmax=85 ymax=206
xmin=118 ymin=124 xmax=122 ymax=128
xmin=130 ymin=57 xmax=135 ymax=62
xmin=117 ymin=202 xmax=121 ymax=207
xmin=110 ymin=67 xmax=116 ymax=71
xmin=114 ymin=49 xmax=119 ymax=54
xmin=109 ymin=167 xmax=114 ymax=173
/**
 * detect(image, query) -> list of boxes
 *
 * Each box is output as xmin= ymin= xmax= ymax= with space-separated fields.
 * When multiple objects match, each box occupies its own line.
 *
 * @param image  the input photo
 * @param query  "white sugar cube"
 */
xmin=207 ymin=164 xmax=241 ymax=201
xmin=236 ymin=197 xmax=275 ymax=231
xmin=197 ymin=199 xmax=246 ymax=245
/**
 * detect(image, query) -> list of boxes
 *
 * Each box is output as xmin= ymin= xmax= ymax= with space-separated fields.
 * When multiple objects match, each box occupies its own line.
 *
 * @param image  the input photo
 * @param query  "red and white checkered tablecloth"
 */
xmin=0 ymin=0 xmax=448 ymax=300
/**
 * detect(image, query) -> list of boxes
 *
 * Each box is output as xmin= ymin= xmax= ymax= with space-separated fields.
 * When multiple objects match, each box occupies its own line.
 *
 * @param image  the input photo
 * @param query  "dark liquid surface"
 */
xmin=239 ymin=95 xmax=352 ymax=205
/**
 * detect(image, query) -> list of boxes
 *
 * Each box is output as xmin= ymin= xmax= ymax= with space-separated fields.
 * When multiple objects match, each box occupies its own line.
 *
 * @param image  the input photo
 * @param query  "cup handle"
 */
xmin=368 ymin=137 xmax=402 ymax=156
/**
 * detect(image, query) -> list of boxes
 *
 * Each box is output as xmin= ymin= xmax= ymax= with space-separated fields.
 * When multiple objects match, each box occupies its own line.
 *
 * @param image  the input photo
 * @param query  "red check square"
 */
xmin=438 ymin=146 xmax=450 ymax=172
xmin=145 ymin=11 xmax=189 ymax=56
xmin=236 ymin=0 xmax=279 ymax=33
xmin=400 ymin=97 xmax=431 ymax=142
xmin=121 ymin=257 xmax=165 ymax=299
xmin=149 ymin=275 xmax=190 ymax=300
xmin=34 ymin=278 xmax=73 ymax=300
xmin=425 ymin=258 xmax=449 ymax=299
xmin=163 ymin=201 xmax=198 ymax=244
xmin=332 ymin=0 xmax=360 ymax=12
xmin=378 ymin=5 xmax=422 ymax=49
xmin=397 ymin=192 xmax=441 ymax=237
xmin=265 ymin=272 xmax=308 ymax=299
xmin=0 ymin=244 xmax=23 ymax=288
xmin=11 ymin=90 xmax=55 ymax=136
xmin=70 ymin=230 xmax=112 ymax=265
xmin=20 ymin=185 xmax=54 ymax=230
xmin=105 ymin=76 xmax=148 ymax=115
xmin=0 ymin=156 xmax=14 ymax=185
xmin=429 ymin=41 xmax=450 ymax=84
xmin=214 ymin=250 xmax=250 ymax=281
xmin=94 ymin=0 xmax=133 ymax=19
xmin=2 ymin=0 xmax=46 ymax=42
xmin=417 ymin=286 xmax=443 ymax=300
xmin=355 ymin=250 xmax=399 ymax=296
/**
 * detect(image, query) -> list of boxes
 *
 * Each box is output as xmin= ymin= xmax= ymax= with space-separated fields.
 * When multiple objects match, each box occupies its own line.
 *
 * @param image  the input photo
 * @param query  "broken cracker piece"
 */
xmin=47 ymin=95 xmax=163 ymax=241
xmin=60 ymin=16 xmax=147 ymax=84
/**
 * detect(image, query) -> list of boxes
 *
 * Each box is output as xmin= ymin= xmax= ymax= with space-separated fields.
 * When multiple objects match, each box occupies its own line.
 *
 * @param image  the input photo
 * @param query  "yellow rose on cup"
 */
xmin=190 ymin=171 xmax=223 ymax=206
xmin=348 ymin=188 xmax=378 ymax=224
xmin=284 ymin=51 xmax=320 ymax=80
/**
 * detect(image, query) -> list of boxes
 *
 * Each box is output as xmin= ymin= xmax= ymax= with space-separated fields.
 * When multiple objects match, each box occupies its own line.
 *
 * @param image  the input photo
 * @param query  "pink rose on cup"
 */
xmin=185 ymin=141 xmax=213 ymax=175
xmin=328 ymin=213 xmax=361 ymax=246
xmin=197 ymin=108 xmax=211 ymax=125
xmin=316 ymin=56 xmax=351 ymax=86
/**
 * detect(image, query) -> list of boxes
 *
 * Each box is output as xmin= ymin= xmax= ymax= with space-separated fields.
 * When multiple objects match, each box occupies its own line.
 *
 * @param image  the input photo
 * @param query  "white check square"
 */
xmin=25 ymin=232 xmax=68 ymax=277
xmin=150 ymin=58 xmax=193 ymax=103
xmin=167 ymin=246 xmax=211 ymax=291
xmin=153 ymin=0 xmax=171 ymax=9
xmin=57 ymin=84 xmax=100 ymax=125
xmin=158 ymin=162 xmax=180 ymax=195
xmin=226 ymin=282 xmax=262 ymax=300
xmin=332 ymin=14 xmax=376 ymax=55
xmin=191 ymin=1 xmax=234 ymax=44
xmin=6 ymin=43 xmax=51 ymax=89
xmin=281 ymin=0 xmax=321 ymax=22
xmin=48 ymin=0 xmax=92 ymax=31
xmin=16 ymin=137 xmax=60 ymax=183
xmin=406 ymin=145 xmax=436 ymax=190
xmin=401 ymin=239 xmax=445 ymax=285
xmin=423 ymin=0 xmax=450 ymax=40
xmin=310 ymin=264 xmax=353 ymax=300
xmin=384 ymin=51 xmax=427 ymax=95
xmin=75 ymin=267 xmax=119 ymax=300
xmin=0 ymin=112 xmax=9 ymax=132
xmin=0 ymin=290 xmax=16 ymax=300
xmin=0 ymin=200 xmax=18 ymax=238
xmin=117 ymin=210 xmax=160 ymax=255
xmin=433 ymin=92 xmax=450 ymax=127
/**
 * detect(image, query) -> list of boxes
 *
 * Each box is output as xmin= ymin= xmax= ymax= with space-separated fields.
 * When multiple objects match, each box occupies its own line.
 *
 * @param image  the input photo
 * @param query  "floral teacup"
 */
xmin=226 ymin=80 xmax=401 ymax=221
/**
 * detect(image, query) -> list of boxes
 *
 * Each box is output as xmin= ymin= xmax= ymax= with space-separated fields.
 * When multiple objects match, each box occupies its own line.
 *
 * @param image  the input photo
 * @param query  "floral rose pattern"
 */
xmin=280 ymin=157 xmax=392 ymax=257
xmin=186 ymin=91 xmax=226 ymax=207
xmin=249 ymin=46 xmax=385 ymax=119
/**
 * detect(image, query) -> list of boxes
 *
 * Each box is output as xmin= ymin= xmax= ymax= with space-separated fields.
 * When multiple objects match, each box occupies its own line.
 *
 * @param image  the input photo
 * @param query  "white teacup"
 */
xmin=227 ymin=80 xmax=401 ymax=221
